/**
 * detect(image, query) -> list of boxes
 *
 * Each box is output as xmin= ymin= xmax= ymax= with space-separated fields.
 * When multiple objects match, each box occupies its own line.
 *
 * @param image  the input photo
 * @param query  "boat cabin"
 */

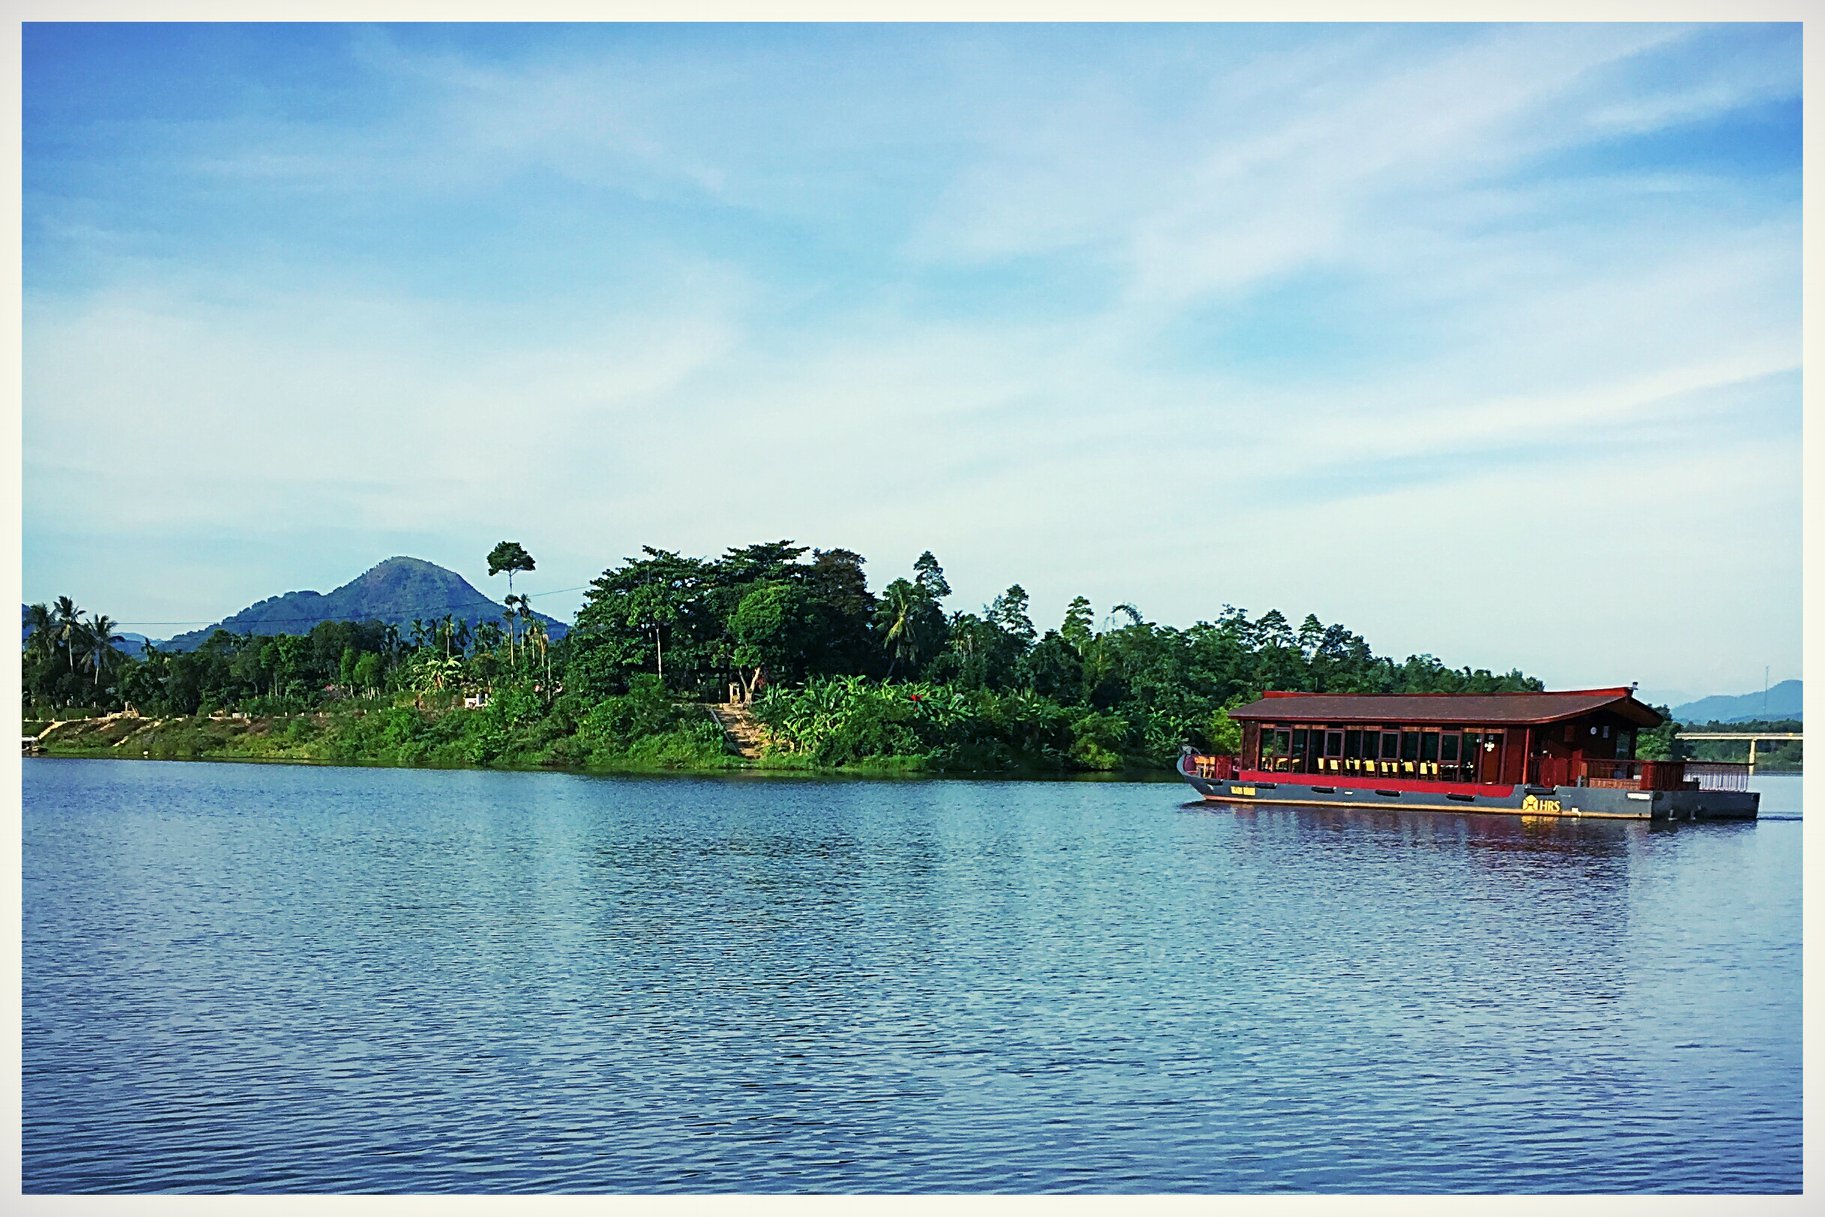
xmin=1227 ymin=687 xmax=1665 ymax=790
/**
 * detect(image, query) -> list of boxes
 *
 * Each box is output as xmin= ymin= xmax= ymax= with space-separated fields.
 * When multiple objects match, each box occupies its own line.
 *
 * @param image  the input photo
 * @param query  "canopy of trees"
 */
xmin=24 ymin=538 xmax=1547 ymax=772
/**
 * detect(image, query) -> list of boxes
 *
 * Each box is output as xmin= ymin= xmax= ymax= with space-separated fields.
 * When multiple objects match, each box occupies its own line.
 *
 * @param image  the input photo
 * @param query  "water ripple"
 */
xmin=22 ymin=760 xmax=1803 ymax=1194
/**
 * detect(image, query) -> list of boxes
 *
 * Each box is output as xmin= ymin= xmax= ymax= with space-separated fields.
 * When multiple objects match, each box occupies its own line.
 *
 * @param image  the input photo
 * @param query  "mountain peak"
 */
xmin=1671 ymin=679 xmax=1802 ymax=724
xmin=158 ymin=557 xmax=567 ymax=651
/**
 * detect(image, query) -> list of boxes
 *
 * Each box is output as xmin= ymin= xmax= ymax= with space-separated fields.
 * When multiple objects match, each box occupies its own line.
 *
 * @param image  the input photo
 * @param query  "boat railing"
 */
xmin=1678 ymin=761 xmax=1754 ymax=792
xmin=1184 ymin=753 xmax=1237 ymax=781
xmin=1571 ymin=758 xmax=1752 ymax=793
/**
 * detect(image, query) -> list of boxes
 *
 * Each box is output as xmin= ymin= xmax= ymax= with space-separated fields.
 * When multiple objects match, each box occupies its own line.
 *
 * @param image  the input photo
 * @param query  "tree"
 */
xmin=503 ymin=594 xmax=528 ymax=663
xmin=800 ymin=548 xmax=877 ymax=676
xmin=23 ymin=602 xmax=55 ymax=661
xmin=1637 ymin=708 xmax=1686 ymax=761
xmin=524 ymin=618 xmax=552 ymax=688
xmin=487 ymin=541 xmax=536 ymax=598
xmin=1060 ymin=596 xmax=1094 ymax=657
xmin=913 ymin=551 xmax=951 ymax=601
xmin=569 ymin=547 xmax=715 ymax=697
xmin=489 ymin=543 xmax=536 ymax=661
xmin=1106 ymin=603 xmax=1143 ymax=630
xmin=22 ymin=602 xmax=59 ymax=706
xmin=82 ymin=614 xmax=124 ymax=691
xmin=1297 ymin=613 xmax=1324 ymax=659
xmin=54 ymin=595 xmax=81 ymax=675
xmin=987 ymin=584 xmax=1036 ymax=647
xmin=730 ymin=581 xmax=817 ymax=699
xmin=875 ymin=579 xmax=932 ymax=680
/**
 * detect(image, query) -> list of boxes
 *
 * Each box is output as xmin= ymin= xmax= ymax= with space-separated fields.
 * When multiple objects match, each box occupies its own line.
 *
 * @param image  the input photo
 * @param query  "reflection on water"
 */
xmin=23 ymin=759 xmax=1801 ymax=1194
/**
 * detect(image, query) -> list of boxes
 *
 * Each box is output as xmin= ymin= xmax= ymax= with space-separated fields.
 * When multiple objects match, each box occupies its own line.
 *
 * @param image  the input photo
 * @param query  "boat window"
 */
xmin=1381 ymin=731 xmax=1400 ymax=760
xmin=1420 ymin=732 xmax=1440 ymax=762
xmin=1438 ymin=731 xmax=1462 ymax=780
xmin=1291 ymin=729 xmax=1310 ymax=772
xmin=1616 ymin=731 xmax=1632 ymax=758
xmin=1344 ymin=729 xmax=1363 ymax=759
xmin=1401 ymin=731 xmax=1420 ymax=761
xmin=1325 ymin=730 xmax=1343 ymax=757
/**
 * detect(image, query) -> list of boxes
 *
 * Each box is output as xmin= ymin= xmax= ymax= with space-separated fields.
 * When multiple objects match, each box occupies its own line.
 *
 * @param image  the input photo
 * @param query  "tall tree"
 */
xmin=875 ymin=579 xmax=934 ymax=681
xmin=913 ymin=551 xmax=951 ymax=601
xmin=987 ymin=584 xmax=1036 ymax=648
xmin=1060 ymin=596 xmax=1095 ymax=657
xmin=83 ymin=609 xmax=125 ymax=693
xmin=487 ymin=541 xmax=536 ymax=599
xmin=489 ymin=542 xmax=536 ymax=662
xmin=54 ymin=595 xmax=81 ymax=675
xmin=83 ymin=615 xmax=124 ymax=690
xmin=23 ymin=602 xmax=55 ymax=661
xmin=730 ymin=581 xmax=817 ymax=699
xmin=570 ymin=547 xmax=715 ymax=696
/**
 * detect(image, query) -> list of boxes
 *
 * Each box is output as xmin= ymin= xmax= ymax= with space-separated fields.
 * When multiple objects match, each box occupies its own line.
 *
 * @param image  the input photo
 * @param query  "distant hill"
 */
xmin=21 ymin=604 xmax=151 ymax=654
xmin=156 ymin=556 xmax=569 ymax=652
xmin=1671 ymin=679 xmax=1802 ymax=724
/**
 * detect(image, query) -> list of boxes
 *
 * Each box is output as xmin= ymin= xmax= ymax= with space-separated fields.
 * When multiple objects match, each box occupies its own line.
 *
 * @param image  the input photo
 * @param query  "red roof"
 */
xmin=1229 ymin=688 xmax=1662 ymax=728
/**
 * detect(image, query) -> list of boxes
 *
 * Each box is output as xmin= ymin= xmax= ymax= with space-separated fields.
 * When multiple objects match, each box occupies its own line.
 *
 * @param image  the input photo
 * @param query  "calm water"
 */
xmin=23 ymin=759 xmax=1802 ymax=1194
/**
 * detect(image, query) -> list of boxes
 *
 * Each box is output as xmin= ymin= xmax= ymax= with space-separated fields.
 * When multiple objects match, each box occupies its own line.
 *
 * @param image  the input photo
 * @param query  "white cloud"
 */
xmin=22 ymin=24 xmax=1801 ymax=692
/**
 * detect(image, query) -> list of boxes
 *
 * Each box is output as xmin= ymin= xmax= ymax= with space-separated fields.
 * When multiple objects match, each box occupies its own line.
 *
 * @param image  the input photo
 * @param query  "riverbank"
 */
xmin=23 ymin=708 xmax=1167 ymax=780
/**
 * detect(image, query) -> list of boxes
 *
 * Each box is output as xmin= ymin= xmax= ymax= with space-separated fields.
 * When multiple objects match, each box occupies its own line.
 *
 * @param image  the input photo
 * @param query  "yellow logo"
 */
xmin=1520 ymin=794 xmax=1563 ymax=814
xmin=1232 ymin=785 xmax=1256 ymax=797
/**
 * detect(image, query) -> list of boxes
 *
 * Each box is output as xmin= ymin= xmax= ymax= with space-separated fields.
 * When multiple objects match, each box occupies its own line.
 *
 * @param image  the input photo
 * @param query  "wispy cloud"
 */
xmin=21 ymin=22 xmax=1801 ymax=693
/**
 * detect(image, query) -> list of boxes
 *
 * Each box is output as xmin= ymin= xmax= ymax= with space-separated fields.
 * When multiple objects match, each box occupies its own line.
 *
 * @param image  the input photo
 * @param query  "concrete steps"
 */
xmin=704 ymin=702 xmax=769 ymax=759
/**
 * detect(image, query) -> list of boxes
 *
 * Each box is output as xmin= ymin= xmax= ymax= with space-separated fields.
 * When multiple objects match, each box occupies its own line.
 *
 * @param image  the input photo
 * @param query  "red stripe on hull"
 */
xmin=1235 ymin=769 xmax=1515 ymax=799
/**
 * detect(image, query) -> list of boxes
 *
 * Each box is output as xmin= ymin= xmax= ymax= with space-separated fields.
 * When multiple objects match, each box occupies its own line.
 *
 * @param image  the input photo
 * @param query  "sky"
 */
xmin=20 ymin=21 xmax=1803 ymax=705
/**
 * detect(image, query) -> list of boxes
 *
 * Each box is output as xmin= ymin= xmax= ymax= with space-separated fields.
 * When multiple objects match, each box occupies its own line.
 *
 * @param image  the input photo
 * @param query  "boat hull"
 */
xmin=1177 ymin=757 xmax=1758 ymax=821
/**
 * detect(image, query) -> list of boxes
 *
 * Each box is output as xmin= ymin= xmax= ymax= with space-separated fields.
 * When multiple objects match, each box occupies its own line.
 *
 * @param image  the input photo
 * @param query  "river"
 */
xmin=22 ymin=759 xmax=1803 ymax=1193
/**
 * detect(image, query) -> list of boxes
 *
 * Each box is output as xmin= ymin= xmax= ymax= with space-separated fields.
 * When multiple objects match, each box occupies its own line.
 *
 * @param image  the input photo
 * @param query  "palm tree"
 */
xmin=504 ymin=594 xmax=532 ymax=666
xmin=83 ymin=613 xmax=124 ymax=691
xmin=502 ymin=599 xmax=521 ymax=666
xmin=53 ymin=595 xmax=81 ymax=674
xmin=878 ymin=581 xmax=920 ymax=681
xmin=524 ymin=619 xmax=550 ymax=687
xmin=24 ymin=603 xmax=55 ymax=660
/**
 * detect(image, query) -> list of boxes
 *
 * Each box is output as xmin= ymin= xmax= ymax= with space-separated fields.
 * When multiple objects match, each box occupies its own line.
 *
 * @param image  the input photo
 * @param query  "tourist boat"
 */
xmin=1178 ymin=687 xmax=1758 ymax=820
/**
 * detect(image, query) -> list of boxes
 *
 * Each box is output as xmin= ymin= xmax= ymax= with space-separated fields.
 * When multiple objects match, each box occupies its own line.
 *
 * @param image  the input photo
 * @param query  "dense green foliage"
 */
xmin=1635 ymin=707 xmax=1685 ymax=761
xmin=26 ymin=538 xmax=1552 ymax=774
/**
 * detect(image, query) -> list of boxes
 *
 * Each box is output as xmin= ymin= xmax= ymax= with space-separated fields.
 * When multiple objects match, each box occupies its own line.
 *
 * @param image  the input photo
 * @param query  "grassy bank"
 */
xmin=32 ymin=704 xmax=737 ymax=774
xmin=28 ymin=702 xmax=1163 ymax=779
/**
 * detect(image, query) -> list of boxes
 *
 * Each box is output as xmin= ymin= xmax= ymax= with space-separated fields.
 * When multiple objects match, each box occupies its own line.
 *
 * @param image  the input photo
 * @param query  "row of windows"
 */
xmin=1257 ymin=725 xmax=1505 ymax=761
xmin=1248 ymin=722 xmax=1635 ymax=783
xmin=1252 ymin=725 xmax=1515 ymax=781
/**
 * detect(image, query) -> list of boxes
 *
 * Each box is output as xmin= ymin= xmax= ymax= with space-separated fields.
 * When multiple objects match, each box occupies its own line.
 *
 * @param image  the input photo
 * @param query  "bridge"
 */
xmin=1679 ymin=731 xmax=1802 ymax=772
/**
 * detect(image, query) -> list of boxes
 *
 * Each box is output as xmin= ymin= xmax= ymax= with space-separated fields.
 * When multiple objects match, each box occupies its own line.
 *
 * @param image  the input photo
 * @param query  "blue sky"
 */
xmin=21 ymin=22 xmax=1802 ymax=703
